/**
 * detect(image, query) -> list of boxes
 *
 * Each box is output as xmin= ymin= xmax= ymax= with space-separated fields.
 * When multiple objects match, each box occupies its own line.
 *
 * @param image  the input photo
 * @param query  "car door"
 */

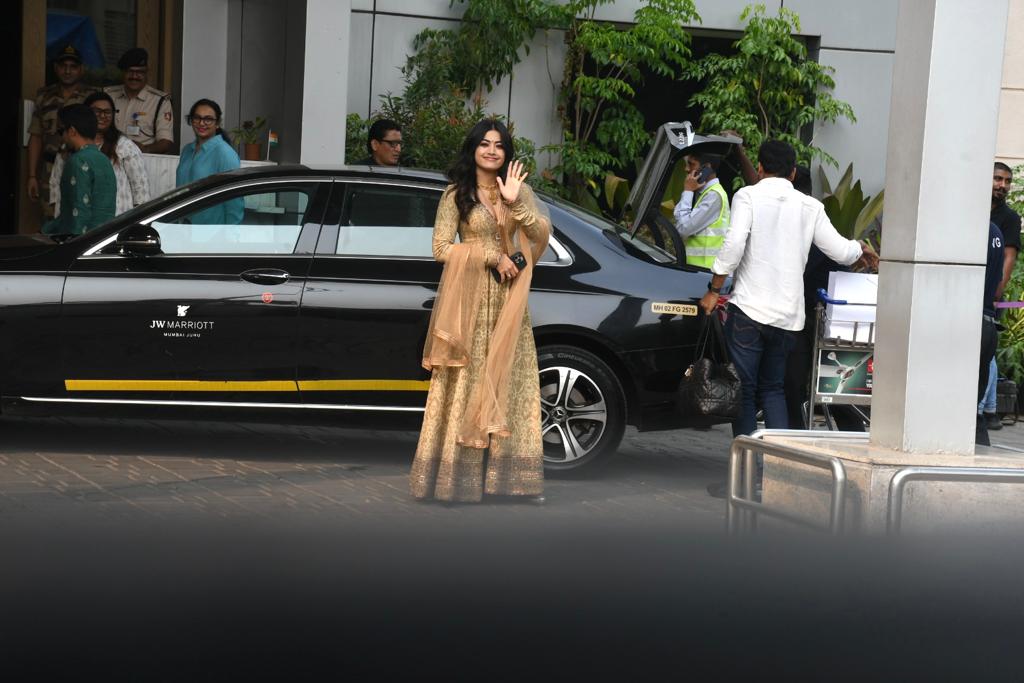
xmin=297 ymin=179 xmax=444 ymax=411
xmin=60 ymin=178 xmax=331 ymax=406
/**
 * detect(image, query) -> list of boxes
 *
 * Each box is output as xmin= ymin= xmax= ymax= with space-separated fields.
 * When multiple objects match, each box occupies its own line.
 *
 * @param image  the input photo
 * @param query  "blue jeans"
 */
xmin=725 ymin=305 xmax=797 ymax=437
xmin=979 ymin=357 xmax=997 ymax=414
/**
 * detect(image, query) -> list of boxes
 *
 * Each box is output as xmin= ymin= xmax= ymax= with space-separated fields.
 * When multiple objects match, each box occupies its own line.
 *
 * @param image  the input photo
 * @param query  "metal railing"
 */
xmin=727 ymin=430 xmax=864 ymax=535
xmin=886 ymin=466 xmax=1024 ymax=535
xmin=725 ymin=430 xmax=1024 ymax=536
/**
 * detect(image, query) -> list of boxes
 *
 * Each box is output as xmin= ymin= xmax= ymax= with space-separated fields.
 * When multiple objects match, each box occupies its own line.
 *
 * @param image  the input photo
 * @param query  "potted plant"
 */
xmin=230 ymin=116 xmax=266 ymax=161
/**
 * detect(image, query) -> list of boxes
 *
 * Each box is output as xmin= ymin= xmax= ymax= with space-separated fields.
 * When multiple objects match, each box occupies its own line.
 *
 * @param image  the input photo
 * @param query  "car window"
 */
xmin=548 ymin=194 xmax=674 ymax=265
xmin=334 ymin=183 xmax=563 ymax=262
xmin=150 ymin=185 xmax=318 ymax=255
xmin=536 ymin=243 xmax=559 ymax=264
xmin=337 ymin=184 xmax=441 ymax=258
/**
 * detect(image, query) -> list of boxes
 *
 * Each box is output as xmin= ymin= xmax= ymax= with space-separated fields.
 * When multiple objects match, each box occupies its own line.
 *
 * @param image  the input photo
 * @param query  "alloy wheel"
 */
xmin=539 ymin=365 xmax=608 ymax=464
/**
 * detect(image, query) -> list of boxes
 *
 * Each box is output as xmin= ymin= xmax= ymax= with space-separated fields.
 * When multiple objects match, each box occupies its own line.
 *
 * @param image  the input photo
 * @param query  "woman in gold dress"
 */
xmin=410 ymin=119 xmax=551 ymax=503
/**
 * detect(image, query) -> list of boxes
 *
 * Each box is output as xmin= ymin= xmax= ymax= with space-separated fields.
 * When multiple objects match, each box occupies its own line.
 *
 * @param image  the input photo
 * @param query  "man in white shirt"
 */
xmin=673 ymin=152 xmax=730 ymax=269
xmin=699 ymin=140 xmax=875 ymax=436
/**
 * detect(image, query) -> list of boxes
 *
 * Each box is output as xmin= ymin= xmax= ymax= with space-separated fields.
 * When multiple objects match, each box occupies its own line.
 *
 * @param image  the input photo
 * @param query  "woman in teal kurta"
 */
xmin=175 ymin=99 xmax=242 ymax=225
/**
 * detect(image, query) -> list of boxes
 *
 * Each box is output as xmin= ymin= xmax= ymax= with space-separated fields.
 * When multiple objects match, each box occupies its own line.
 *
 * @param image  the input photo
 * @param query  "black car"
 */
xmin=1 ymin=125 xmax=737 ymax=472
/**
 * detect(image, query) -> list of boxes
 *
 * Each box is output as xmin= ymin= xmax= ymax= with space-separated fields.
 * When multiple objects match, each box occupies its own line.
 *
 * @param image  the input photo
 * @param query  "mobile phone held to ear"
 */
xmin=696 ymin=164 xmax=713 ymax=184
xmin=491 ymin=251 xmax=528 ymax=283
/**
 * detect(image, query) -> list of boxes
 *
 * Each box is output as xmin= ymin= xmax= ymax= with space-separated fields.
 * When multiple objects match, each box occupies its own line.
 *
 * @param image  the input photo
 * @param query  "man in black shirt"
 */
xmin=980 ymin=162 xmax=1021 ymax=429
xmin=992 ymin=162 xmax=1021 ymax=298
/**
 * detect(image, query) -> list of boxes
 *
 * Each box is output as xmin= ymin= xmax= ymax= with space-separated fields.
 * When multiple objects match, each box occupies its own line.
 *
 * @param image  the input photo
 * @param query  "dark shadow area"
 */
xmin=633 ymin=34 xmax=737 ymax=129
xmin=1 ymin=525 xmax=1023 ymax=680
xmin=2 ymin=3 xmax=23 ymax=236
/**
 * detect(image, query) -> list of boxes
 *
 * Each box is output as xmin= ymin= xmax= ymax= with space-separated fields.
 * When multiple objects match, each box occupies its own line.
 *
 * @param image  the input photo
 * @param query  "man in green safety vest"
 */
xmin=673 ymin=152 xmax=730 ymax=269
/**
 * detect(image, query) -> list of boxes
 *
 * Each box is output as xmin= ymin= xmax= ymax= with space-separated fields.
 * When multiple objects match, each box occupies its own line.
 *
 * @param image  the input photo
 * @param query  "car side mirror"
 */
xmin=115 ymin=223 xmax=162 ymax=257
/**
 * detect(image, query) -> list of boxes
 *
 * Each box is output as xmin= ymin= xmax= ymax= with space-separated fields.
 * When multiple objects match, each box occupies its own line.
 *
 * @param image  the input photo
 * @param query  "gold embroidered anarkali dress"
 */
xmin=409 ymin=184 xmax=550 ymax=502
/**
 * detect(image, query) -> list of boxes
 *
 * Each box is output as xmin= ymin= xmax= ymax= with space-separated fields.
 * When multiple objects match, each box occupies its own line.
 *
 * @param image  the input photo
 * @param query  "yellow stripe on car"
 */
xmin=65 ymin=379 xmax=300 ymax=392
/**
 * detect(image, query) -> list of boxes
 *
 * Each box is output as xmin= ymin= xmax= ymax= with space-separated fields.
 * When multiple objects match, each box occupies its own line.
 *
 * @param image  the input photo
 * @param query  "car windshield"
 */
xmin=541 ymin=193 xmax=676 ymax=265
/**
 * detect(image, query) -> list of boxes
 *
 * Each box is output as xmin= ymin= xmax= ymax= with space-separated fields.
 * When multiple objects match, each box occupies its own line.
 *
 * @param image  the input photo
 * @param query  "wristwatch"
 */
xmin=707 ymin=282 xmax=721 ymax=294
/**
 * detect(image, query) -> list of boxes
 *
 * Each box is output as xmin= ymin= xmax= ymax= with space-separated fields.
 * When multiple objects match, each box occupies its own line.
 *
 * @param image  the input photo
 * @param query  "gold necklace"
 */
xmin=478 ymin=182 xmax=499 ymax=206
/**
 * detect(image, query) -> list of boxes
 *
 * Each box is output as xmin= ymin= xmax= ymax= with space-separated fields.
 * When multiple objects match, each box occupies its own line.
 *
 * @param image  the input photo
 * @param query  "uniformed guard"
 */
xmin=42 ymin=104 xmax=116 ymax=236
xmin=105 ymin=47 xmax=175 ymax=154
xmin=673 ymin=153 xmax=731 ymax=269
xmin=27 ymin=44 xmax=97 ymax=220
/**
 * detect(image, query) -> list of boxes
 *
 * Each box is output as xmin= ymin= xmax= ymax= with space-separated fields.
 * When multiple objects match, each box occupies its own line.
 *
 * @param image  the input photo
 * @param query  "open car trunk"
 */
xmin=622 ymin=123 xmax=740 ymax=270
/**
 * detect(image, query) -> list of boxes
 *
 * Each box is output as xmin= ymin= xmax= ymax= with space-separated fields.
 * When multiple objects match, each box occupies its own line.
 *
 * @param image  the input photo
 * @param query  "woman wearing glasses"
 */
xmin=176 ymin=99 xmax=242 ymax=224
xmin=49 ymin=91 xmax=150 ymax=217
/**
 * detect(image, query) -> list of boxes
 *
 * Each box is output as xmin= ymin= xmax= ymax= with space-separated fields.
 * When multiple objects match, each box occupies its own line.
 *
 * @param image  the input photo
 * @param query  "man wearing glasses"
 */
xmin=105 ymin=48 xmax=175 ymax=155
xmin=358 ymin=119 xmax=403 ymax=166
xmin=27 ymin=44 xmax=97 ymax=220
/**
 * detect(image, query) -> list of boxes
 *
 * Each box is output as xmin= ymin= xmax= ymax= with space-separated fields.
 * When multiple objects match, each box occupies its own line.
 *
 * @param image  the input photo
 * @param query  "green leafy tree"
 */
xmin=1009 ymin=162 xmax=1024 ymax=217
xmin=350 ymin=0 xmax=705 ymax=211
xmin=344 ymin=113 xmax=370 ymax=164
xmin=687 ymin=4 xmax=855 ymax=176
xmin=408 ymin=1 xmax=561 ymax=99
xmin=545 ymin=0 xmax=700 ymax=210
xmin=346 ymin=1 xmax=549 ymax=175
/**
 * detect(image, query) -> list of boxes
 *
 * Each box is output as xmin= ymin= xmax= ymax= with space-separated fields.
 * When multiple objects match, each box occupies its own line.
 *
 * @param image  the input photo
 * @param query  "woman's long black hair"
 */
xmin=188 ymin=98 xmax=232 ymax=145
xmin=83 ymin=91 xmax=121 ymax=164
xmin=448 ymin=119 xmax=515 ymax=222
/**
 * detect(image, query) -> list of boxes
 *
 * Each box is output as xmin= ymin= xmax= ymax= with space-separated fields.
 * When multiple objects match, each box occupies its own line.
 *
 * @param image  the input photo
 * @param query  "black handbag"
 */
xmin=677 ymin=313 xmax=741 ymax=422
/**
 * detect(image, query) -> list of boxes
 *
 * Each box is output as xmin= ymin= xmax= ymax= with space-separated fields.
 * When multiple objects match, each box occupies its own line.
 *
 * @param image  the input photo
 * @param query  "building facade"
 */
xmin=13 ymin=0 xmax=1022 ymax=233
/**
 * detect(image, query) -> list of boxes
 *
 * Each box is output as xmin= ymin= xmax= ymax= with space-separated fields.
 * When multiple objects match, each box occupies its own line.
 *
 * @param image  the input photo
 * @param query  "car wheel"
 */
xmin=536 ymin=345 xmax=626 ymax=474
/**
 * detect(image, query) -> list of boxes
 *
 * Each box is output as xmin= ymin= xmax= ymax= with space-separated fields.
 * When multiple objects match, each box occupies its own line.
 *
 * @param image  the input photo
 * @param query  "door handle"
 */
xmin=240 ymin=269 xmax=290 ymax=285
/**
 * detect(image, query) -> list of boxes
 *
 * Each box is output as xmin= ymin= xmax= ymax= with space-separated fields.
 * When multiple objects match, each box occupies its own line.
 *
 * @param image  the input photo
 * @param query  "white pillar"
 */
xmin=871 ymin=0 xmax=1009 ymax=454
xmin=180 ymin=0 xmax=231 ymax=146
xmin=300 ymin=0 xmax=351 ymax=165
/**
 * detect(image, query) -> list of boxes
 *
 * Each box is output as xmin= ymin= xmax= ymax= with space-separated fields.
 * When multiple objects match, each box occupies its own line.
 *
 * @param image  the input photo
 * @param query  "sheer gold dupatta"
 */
xmin=458 ymin=187 xmax=550 ymax=449
xmin=420 ymin=241 xmax=487 ymax=370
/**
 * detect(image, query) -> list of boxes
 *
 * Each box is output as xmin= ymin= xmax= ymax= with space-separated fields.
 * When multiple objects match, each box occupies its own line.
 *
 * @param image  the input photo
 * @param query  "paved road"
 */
xmin=6 ymin=414 xmax=1024 ymax=529
xmin=0 ymin=415 xmax=736 ymax=528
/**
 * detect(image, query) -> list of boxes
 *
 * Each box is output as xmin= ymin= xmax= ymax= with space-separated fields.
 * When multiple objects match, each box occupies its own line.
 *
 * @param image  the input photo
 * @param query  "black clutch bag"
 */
xmin=677 ymin=313 xmax=741 ymax=422
xmin=491 ymin=251 xmax=527 ymax=283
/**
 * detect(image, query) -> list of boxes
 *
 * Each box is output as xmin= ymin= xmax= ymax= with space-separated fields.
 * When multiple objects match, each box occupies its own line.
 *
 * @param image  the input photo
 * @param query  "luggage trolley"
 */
xmin=807 ymin=288 xmax=875 ymax=430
